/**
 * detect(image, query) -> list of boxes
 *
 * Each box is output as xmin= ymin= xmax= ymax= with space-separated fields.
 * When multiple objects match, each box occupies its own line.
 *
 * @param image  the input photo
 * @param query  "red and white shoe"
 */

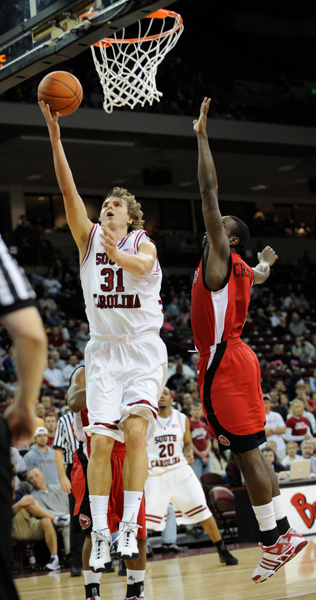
xmin=252 ymin=538 xmax=295 ymax=583
xmin=280 ymin=528 xmax=308 ymax=557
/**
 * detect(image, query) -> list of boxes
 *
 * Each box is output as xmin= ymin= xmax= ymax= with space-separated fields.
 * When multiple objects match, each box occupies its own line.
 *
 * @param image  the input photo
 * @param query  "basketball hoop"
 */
xmin=81 ymin=9 xmax=183 ymax=113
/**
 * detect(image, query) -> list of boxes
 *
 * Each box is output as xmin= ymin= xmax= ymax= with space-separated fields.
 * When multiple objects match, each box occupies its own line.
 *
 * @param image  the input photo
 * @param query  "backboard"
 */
xmin=0 ymin=0 xmax=177 ymax=93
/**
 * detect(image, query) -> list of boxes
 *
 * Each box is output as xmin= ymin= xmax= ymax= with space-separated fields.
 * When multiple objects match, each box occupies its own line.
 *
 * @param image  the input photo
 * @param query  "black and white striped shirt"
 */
xmin=0 ymin=235 xmax=35 ymax=317
xmin=53 ymin=412 xmax=79 ymax=465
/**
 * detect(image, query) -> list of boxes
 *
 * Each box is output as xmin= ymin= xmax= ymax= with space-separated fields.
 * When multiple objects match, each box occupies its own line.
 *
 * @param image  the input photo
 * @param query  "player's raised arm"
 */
xmin=253 ymin=246 xmax=278 ymax=285
xmin=194 ymin=98 xmax=230 ymax=263
xmin=39 ymin=101 xmax=93 ymax=257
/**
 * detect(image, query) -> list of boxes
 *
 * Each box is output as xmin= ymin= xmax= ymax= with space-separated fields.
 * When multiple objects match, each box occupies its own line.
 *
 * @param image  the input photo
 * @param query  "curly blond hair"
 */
xmin=105 ymin=187 xmax=144 ymax=231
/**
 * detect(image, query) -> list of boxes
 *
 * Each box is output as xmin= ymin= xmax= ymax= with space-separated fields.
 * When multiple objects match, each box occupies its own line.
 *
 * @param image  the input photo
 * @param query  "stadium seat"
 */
xmin=208 ymin=486 xmax=238 ymax=541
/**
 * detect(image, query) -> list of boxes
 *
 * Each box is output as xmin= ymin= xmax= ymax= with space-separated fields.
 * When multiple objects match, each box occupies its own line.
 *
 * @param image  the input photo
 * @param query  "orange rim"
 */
xmin=80 ymin=8 xmax=183 ymax=48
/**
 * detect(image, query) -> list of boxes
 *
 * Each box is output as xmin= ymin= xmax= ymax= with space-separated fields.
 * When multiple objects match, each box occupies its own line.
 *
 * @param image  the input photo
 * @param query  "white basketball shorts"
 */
xmin=145 ymin=463 xmax=212 ymax=530
xmin=84 ymin=332 xmax=168 ymax=442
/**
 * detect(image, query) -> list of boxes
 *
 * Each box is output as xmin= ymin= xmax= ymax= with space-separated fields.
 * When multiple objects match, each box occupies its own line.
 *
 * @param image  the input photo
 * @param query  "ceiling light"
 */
xmin=26 ymin=174 xmax=43 ymax=180
xmin=251 ymin=185 xmax=269 ymax=191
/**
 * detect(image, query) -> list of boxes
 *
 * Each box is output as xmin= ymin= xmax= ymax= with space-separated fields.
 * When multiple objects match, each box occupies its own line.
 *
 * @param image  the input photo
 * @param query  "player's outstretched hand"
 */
xmin=257 ymin=246 xmax=278 ymax=267
xmin=193 ymin=97 xmax=211 ymax=136
xmin=38 ymin=100 xmax=61 ymax=145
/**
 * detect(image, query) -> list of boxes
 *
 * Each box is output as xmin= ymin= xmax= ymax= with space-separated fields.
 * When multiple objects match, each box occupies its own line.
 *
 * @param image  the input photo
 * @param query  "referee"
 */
xmin=54 ymin=410 xmax=84 ymax=576
xmin=0 ymin=235 xmax=47 ymax=600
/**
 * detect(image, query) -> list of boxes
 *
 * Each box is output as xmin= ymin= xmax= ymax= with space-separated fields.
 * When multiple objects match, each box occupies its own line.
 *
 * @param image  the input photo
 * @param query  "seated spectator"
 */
xmin=181 ymin=392 xmax=193 ymax=415
xmin=260 ymin=395 xmax=286 ymax=461
xmin=166 ymin=297 xmax=180 ymax=319
xmin=75 ymin=322 xmax=90 ymax=354
xmin=288 ymin=312 xmax=309 ymax=337
xmin=43 ymin=270 xmax=62 ymax=298
xmin=11 ymin=447 xmax=27 ymax=491
xmin=38 ymin=289 xmax=58 ymax=313
xmin=175 ymin=317 xmax=193 ymax=343
xmin=310 ymin=368 xmax=316 ymax=394
xmin=272 ymin=314 xmax=288 ymax=337
xmin=44 ymin=413 xmax=58 ymax=447
xmin=262 ymin=447 xmax=290 ymax=480
xmin=36 ymin=402 xmax=46 ymax=421
xmin=285 ymin=399 xmax=312 ymax=443
xmin=24 ymin=427 xmax=60 ymax=485
xmin=269 ymin=389 xmax=288 ymax=422
xmin=189 ymin=401 xmax=211 ymax=480
xmin=50 ymin=349 xmax=66 ymax=371
xmin=167 ymin=364 xmax=188 ymax=394
xmin=225 ymin=456 xmax=242 ymax=488
xmin=41 ymin=395 xmax=54 ymax=413
xmin=300 ymin=439 xmax=315 ymax=460
xmin=61 ymin=318 xmax=77 ymax=345
xmin=27 ymin=467 xmax=70 ymax=558
xmin=209 ymin=437 xmax=228 ymax=477
xmin=161 ymin=311 xmax=175 ymax=334
xmin=295 ymin=382 xmax=316 ymax=430
xmin=281 ymin=441 xmax=304 ymax=467
xmin=0 ymin=371 xmax=19 ymax=395
xmin=12 ymin=477 xmax=66 ymax=571
xmin=48 ymin=326 xmax=67 ymax=352
xmin=168 ymin=354 xmax=196 ymax=381
xmin=291 ymin=336 xmax=316 ymax=360
xmin=62 ymin=354 xmax=79 ymax=382
xmin=270 ymin=343 xmax=290 ymax=365
xmin=3 ymin=345 xmax=15 ymax=373
xmin=256 ymin=308 xmax=271 ymax=331
xmin=43 ymin=358 xmax=68 ymax=390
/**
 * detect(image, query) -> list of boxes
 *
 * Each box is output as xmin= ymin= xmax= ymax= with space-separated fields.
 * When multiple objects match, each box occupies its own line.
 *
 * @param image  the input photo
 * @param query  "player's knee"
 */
xmin=90 ymin=433 xmax=114 ymax=459
xmin=124 ymin=421 xmax=147 ymax=451
xmin=41 ymin=517 xmax=52 ymax=530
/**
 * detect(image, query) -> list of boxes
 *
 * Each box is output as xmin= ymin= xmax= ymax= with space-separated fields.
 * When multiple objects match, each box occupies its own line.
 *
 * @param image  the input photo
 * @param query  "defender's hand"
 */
xmin=193 ymin=97 xmax=211 ymax=136
xmin=257 ymin=246 xmax=278 ymax=267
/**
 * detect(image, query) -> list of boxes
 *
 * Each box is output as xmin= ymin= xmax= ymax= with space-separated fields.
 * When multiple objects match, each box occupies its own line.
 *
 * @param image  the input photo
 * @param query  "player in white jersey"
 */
xmin=145 ymin=388 xmax=238 ymax=566
xmin=39 ymin=102 xmax=168 ymax=573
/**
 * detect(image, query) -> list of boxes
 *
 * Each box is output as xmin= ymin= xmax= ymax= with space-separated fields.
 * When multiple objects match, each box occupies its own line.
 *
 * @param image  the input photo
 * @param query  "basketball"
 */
xmin=37 ymin=71 xmax=83 ymax=116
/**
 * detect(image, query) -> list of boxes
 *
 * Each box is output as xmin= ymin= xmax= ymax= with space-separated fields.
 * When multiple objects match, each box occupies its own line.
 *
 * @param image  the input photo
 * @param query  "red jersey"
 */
xmin=189 ymin=419 xmax=211 ymax=456
xmin=285 ymin=416 xmax=311 ymax=439
xmin=191 ymin=251 xmax=253 ymax=354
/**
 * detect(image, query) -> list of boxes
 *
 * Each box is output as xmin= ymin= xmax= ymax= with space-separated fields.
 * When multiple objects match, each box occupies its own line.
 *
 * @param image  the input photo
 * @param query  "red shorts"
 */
xmin=71 ymin=444 xmax=146 ymax=540
xmin=198 ymin=337 xmax=266 ymax=453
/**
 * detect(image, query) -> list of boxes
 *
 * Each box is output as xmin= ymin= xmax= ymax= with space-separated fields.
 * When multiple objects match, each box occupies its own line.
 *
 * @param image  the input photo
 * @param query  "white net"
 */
xmin=90 ymin=10 xmax=184 ymax=113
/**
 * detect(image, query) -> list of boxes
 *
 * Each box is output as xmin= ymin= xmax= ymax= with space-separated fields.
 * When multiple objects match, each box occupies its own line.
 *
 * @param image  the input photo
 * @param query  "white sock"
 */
xmin=252 ymin=501 xmax=277 ymax=531
xmin=51 ymin=554 xmax=58 ymax=560
xmin=122 ymin=491 xmax=143 ymax=524
xmin=272 ymin=494 xmax=287 ymax=522
xmin=89 ymin=494 xmax=109 ymax=531
xmin=83 ymin=570 xmax=102 ymax=585
xmin=126 ymin=569 xmax=146 ymax=584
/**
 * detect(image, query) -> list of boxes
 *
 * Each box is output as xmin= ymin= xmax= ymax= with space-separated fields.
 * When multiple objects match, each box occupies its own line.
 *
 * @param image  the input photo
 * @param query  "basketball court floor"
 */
xmin=14 ymin=537 xmax=316 ymax=600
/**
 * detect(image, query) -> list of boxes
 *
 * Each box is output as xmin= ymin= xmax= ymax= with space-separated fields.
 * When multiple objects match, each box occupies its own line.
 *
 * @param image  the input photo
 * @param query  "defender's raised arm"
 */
xmin=194 ymin=98 xmax=230 ymax=263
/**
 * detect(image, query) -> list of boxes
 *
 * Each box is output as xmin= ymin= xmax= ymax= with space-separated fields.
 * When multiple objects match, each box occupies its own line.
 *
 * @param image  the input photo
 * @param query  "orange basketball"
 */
xmin=37 ymin=71 xmax=83 ymax=116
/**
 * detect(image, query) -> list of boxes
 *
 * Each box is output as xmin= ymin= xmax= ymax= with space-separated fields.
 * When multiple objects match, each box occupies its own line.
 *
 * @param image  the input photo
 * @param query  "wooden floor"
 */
xmin=15 ymin=536 xmax=316 ymax=600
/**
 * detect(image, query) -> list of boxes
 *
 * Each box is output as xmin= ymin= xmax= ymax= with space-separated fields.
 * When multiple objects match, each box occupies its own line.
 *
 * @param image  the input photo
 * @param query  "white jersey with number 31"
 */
xmin=80 ymin=225 xmax=163 ymax=337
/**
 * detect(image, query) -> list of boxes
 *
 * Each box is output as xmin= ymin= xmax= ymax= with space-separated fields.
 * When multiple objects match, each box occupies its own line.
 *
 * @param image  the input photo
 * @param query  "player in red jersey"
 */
xmin=191 ymin=98 xmax=307 ymax=584
xmin=68 ymin=366 xmax=147 ymax=600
